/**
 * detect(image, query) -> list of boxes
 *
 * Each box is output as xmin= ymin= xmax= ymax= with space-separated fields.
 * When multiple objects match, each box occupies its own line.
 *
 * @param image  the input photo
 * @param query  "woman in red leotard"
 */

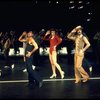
xmin=43 ymin=29 xmax=65 ymax=79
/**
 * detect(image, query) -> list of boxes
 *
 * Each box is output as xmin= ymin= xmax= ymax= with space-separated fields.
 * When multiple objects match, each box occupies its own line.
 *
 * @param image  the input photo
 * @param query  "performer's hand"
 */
xmin=26 ymin=51 xmax=32 ymax=57
xmin=79 ymin=49 xmax=84 ymax=56
xmin=71 ymin=29 xmax=76 ymax=33
xmin=45 ymin=30 xmax=50 ymax=36
xmin=22 ymin=32 xmax=27 ymax=36
xmin=82 ymin=49 xmax=85 ymax=52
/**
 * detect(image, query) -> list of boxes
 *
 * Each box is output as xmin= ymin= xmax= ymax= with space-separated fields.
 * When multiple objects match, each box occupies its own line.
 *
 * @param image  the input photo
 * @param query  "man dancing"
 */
xmin=67 ymin=26 xmax=90 ymax=83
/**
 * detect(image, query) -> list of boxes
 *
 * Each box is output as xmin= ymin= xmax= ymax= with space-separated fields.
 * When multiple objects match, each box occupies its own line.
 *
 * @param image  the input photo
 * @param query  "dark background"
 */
xmin=0 ymin=0 xmax=99 ymax=36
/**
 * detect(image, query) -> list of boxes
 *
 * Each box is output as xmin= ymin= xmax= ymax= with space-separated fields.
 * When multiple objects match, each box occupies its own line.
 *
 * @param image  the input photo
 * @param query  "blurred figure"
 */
xmin=83 ymin=57 xmax=93 ymax=74
xmin=64 ymin=33 xmax=74 ymax=65
xmin=10 ymin=31 xmax=20 ymax=55
xmin=0 ymin=32 xmax=3 ymax=52
xmin=93 ymin=32 xmax=100 ymax=66
xmin=32 ymin=30 xmax=43 ymax=68
xmin=3 ymin=32 xmax=12 ymax=68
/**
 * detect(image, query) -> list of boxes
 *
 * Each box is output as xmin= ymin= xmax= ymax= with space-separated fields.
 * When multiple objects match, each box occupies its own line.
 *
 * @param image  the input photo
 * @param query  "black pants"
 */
xmin=82 ymin=58 xmax=91 ymax=73
xmin=33 ymin=49 xmax=39 ymax=67
xmin=96 ymin=46 xmax=100 ymax=65
xmin=67 ymin=46 xmax=73 ymax=64
xmin=26 ymin=55 xmax=42 ymax=85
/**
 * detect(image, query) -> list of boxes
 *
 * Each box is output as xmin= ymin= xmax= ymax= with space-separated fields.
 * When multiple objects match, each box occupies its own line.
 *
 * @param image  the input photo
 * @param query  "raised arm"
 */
xmin=4 ymin=38 xmax=11 ymax=49
xmin=18 ymin=31 xmax=27 ymax=42
xmin=42 ymin=30 xmax=50 ymax=41
xmin=67 ymin=27 xmax=77 ymax=41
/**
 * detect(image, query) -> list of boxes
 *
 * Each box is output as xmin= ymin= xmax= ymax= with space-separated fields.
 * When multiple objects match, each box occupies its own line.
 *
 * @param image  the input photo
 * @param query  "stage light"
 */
xmin=78 ymin=1 xmax=83 ymax=3
xmin=86 ymin=1 xmax=90 ymax=5
xmin=49 ymin=1 xmax=51 ymax=4
xmin=36 ymin=1 xmax=38 ymax=4
xmin=78 ymin=6 xmax=83 ymax=9
xmin=88 ymin=12 xmax=92 ymax=15
xmin=69 ymin=6 xmax=75 ymax=9
xmin=56 ymin=1 xmax=59 ymax=4
xmin=87 ymin=18 xmax=91 ymax=21
xmin=69 ymin=1 xmax=74 ymax=4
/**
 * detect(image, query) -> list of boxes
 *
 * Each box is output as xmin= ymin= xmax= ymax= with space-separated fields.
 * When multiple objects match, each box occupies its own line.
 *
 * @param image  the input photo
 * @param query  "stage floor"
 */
xmin=0 ymin=55 xmax=100 ymax=99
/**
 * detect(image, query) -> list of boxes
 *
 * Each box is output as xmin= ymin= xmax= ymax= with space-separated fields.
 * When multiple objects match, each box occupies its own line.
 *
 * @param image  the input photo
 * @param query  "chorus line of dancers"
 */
xmin=1 ymin=25 xmax=97 ymax=88
xmin=17 ymin=25 xmax=91 ymax=88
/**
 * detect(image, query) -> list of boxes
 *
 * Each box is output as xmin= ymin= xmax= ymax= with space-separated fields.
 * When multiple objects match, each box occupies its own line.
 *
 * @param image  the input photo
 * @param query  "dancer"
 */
xmin=67 ymin=25 xmax=90 ymax=83
xmin=43 ymin=29 xmax=65 ymax=79
xmin=18 ymin=31 xmax=42 ymax=87
xmin=3 ymin=32 xmax=12 ymax=68
xmin=19 ymin=31 xmax=36 ymax=72
xmin=93 ymin=32 xmax=100 ymax=66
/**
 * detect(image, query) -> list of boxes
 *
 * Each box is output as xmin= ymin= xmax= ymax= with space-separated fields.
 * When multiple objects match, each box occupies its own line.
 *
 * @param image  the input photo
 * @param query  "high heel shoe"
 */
xmin=50 ymin=74 xmax=56 ymax=79
xmin=61 ymin=71 xmax=65 ymax=79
